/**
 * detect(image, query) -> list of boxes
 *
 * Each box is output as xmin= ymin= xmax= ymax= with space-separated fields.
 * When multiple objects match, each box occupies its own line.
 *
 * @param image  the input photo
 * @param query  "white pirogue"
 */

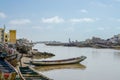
xmin=30 ymin=56 xmax=87 ymax=66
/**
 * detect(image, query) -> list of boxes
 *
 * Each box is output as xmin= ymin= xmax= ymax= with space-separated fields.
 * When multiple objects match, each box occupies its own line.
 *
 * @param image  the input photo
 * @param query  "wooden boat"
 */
xmin=30 ymin=56 xmax=87 ymax=66
xmin=0 ymin=59 xmax=17 ymax=80
xmin=18 ymin=66 xmax=52 ymax=80
xmin=5 ymin=53 xmax=23 ymax=67
xmin=5 ymin=54 xmax=18 ymax=61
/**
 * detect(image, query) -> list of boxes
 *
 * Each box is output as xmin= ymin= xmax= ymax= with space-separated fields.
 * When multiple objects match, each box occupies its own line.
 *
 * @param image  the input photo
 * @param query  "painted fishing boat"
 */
xmin=0 ymin=59 xmax=17 ymax=80
xmin=18 ymin=66 xmax=52 ymax=80
xmin=5 ymin=53 xmax=23 ymax=67
xmin=30 ymin=56 xmax=87 ymax=66
xmin=5 ymin=54 xmax=17 ymax=61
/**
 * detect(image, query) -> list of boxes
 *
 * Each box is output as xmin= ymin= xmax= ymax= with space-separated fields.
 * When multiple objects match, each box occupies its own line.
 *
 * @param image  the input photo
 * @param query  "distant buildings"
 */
xmin=0 ymin=26 xmax=16 ymax=44
xmin=64 ymin=34 xmax=120 ymax=48
xmin=107 ymin=34 xmax=120 ymax=44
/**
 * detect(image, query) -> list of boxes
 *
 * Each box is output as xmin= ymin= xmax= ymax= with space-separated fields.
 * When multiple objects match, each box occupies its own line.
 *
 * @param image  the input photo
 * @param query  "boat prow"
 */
xmin=18 ymin=66 xmax=52 ymax=80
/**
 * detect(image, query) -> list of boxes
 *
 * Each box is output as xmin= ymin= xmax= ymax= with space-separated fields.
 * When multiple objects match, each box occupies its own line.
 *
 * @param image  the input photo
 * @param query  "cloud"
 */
xmin=70 ymin=18 xmax=95 ymax=23
xmin=32 ymin=26 xmax=53 ymax=30
xmin=116 ymin=27 xmax=120 ymax=30
xmin=117 ymin=19 xmax=120 ymax=22
xmin=80 ymin=9 xmax=88 ymax=13
xmin=64 ymin=27 xmax=75 ymax=32
xmin=9 ymin=19 xmax=31 ymax=25
xmin=115 ymin=0 xmax=120 ymax=2
xmin=90 ymin=1 xmax=112 ymax=7
xmin=0 ymin=12 xmax=7 ymax=18
xmin=32 ymin=26 xmax=44 ymax=30
xmin=97 ymin=27 xmax=105 ymax=31
xmin=41 ymin=16 xmax=64 ymax=23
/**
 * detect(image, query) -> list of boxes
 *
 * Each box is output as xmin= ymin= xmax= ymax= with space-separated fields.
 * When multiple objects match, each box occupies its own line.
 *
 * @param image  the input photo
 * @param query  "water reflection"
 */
xmin=34 ymin=63 xmax=86 ymax=72
xmin=114 ymin=51 xmax=120 ymax=60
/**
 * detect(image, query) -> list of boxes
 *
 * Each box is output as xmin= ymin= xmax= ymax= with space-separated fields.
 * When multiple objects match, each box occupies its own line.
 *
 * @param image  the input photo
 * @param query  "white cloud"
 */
xmin=0 ymin=12 xmax=7 ymax=18
xmin=115 ymin=0 xmax=120 ymax=2
xmin=9 ymin=19 xmax=31 ymax=25
xmin=41 ymin=16 xmax=64 ymax=23
xmin=90 ymin=2 xmax=112 ymax=7
xmin=32 ymin=26 xmax=53 ymax=30
xmin=32 ymin=26 xmax=44 ymax=30
xmin=116 ymin=27 xmax=120 ymax=29
xmin=117 ymin=19 xmax=120 ymax=22
xmin=97 ymin=27 xmax=105 ymax=31
xmin=64 ymin=27 xmax=75 ymax=32
xmin=80 ymin=9 xmax=88 ymax=13
xmin=45 ymin=26 xmax=53 ymax=29
xmin=70 ymin=18 xmax=95 ymax=23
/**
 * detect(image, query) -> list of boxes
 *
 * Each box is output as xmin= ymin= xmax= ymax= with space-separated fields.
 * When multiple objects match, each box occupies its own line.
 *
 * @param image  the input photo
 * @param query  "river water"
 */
xmin=33 ymin=44 xmax=120 ymax=80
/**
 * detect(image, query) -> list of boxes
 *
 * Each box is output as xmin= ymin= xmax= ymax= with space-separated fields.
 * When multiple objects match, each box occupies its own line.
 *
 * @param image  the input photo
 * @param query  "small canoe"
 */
xmin=30 ymin=56 xmax=87 ymax=66
xmin=18 ymin=66 xmax=52 ymax=80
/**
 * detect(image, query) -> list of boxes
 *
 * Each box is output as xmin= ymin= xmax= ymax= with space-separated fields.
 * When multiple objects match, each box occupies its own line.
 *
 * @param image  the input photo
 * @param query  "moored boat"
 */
xmin=30 ymin=56 xmax=87 ymax=66
xmin=5 ymin=54 xmax=17 ymax=61
xmin=0 ymin=59 xmax=17 ymax=80
xmin=18 ymin=66 xmax=52 ymax=80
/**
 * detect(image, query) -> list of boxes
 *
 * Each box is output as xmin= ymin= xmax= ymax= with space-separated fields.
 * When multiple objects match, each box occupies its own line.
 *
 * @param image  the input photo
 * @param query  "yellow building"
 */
xmin=4 ymin=33 xmax=9 ymax=43
xmin=9 ymin=30 xmax=16 ymax=44
xmin=0 ymin=28 xmax=5 ymax=43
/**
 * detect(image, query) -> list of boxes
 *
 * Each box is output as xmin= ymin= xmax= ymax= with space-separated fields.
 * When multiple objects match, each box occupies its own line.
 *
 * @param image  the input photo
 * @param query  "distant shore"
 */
xmin=44 ymin=34 xmax=120 ymax=50
xmin=45 ymin=42 xmax=120 ymax=50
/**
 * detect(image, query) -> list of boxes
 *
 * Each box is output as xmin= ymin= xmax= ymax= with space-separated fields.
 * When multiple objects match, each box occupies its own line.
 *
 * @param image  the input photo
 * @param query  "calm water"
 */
xmin=33 ymin=44 xmax=120 ymax=80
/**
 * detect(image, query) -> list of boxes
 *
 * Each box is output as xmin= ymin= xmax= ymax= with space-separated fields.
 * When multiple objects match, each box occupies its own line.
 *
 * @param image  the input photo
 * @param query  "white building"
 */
xmin=0 ymin=28 xmax=5 ymax=43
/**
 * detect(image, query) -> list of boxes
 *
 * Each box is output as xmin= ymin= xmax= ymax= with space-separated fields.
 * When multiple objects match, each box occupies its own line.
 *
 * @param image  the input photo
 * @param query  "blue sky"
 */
xmin=0 ymin=0 xmax=120 ymax=42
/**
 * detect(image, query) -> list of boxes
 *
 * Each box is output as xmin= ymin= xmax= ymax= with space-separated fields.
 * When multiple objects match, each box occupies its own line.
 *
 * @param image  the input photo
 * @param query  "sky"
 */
xmin=0 ymin=0 xmax=120 ymax=42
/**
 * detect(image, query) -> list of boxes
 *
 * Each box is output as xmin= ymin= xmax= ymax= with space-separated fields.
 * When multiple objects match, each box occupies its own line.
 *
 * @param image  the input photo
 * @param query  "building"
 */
xmin=0 ymin=28 xmax=5 ymax=43
xmin=4 ymin=33 xmax=9 ymax=43
xmin=9 ymin=30 xmax=16 ymax=44
xmin=91 ymin=37 xmax=107 ymax=44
